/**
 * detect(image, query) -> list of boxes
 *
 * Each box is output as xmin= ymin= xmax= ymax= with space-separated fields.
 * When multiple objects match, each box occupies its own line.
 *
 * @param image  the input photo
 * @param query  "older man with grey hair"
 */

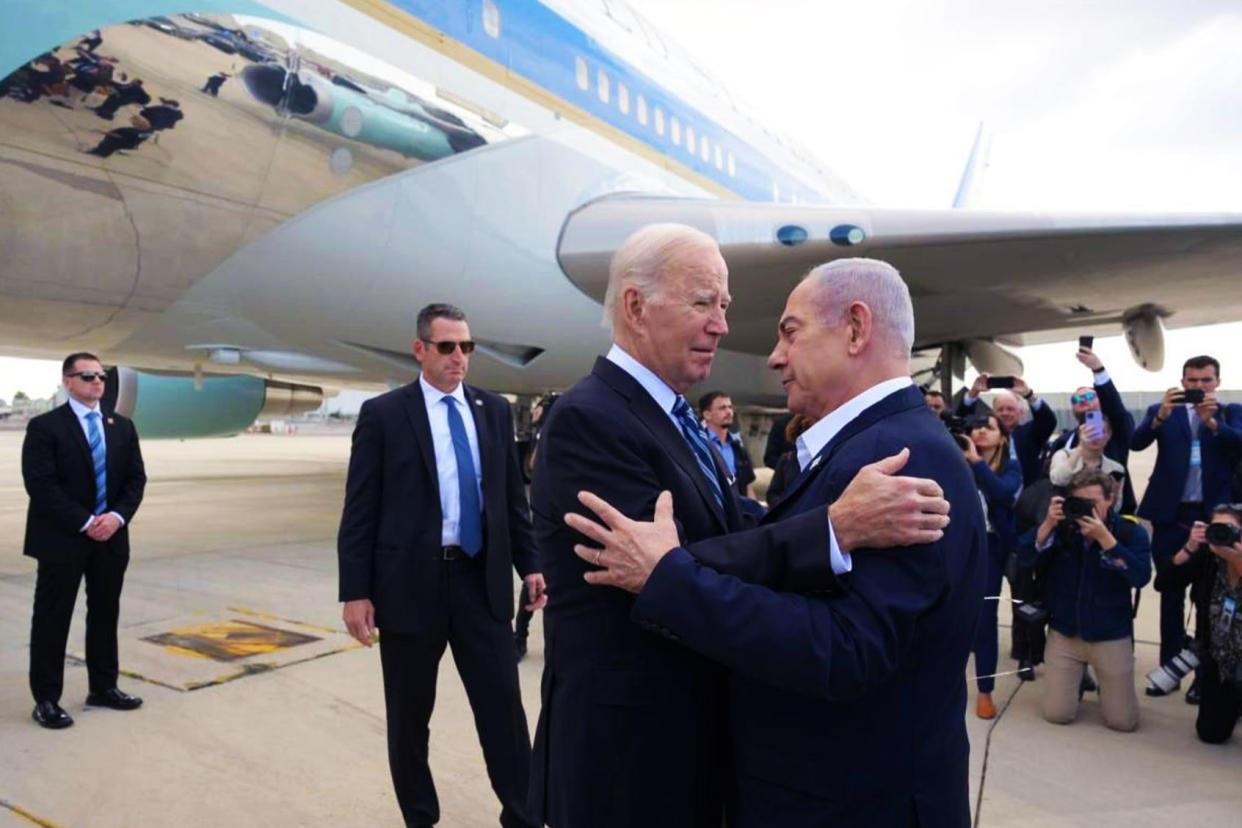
xmin=569 ymin=256 xmax=986 ymax=827
xmin=527 ymin=233 xmax=955 ymax=827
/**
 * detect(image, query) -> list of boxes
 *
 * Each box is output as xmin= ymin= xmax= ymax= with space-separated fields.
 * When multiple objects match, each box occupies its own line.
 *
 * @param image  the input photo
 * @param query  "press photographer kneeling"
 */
xmin=1154 ymin=505 xmax=1242 ymax=744
xmin=1019 ymin=469 xmax=1151 ymax=731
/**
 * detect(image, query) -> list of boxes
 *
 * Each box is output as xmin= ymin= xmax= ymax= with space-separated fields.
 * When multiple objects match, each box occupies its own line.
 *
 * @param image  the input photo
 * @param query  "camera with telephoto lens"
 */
xmin=1061 ymin=495 xmax=1095 ymax=522
xmin=1146 ymin=641 xmax=1200 ymax=694
xmin=1206 ymin=522 xmax=1242 ymax=546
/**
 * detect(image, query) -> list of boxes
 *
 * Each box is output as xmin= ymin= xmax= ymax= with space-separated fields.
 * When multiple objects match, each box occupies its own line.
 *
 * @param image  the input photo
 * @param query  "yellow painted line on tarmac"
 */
xmin=184 ymin=642 xmax=365 ymax=691
xmin=0 ymin=798 xmax=69 ymax=828
xmin=64 ymin=654 xmax=186 ymax=693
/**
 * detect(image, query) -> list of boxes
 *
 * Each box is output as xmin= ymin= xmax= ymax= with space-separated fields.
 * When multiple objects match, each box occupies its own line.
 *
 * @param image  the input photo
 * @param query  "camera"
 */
xmin=1177 ymin=388 xmax=1205 ymax=404
xmin=1061 ymin=495 xmax=1095 ymax=522
xmin=1145 ymin=642 xmax=1199 ymax=694
xmin=1205 ymin=522 xmax=1242 ymax=546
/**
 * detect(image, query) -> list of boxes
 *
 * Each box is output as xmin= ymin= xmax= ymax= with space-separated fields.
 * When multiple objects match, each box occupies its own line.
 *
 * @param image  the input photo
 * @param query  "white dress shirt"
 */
xmin=796 ymin=376 xmax=917 ymax=574
xmin=606 ymin=344 xmax=852 ymax=576
xmin=67 ymin=396 xmax=124 ymax=532
xmin=419 ymin=374 xmax=484 ymax=547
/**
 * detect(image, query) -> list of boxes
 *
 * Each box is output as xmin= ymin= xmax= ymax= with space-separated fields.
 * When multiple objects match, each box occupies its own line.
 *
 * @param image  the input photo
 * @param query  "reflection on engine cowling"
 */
xmin=104 ymin=366 xmax=323 ymax=439
xmin=0 ymin=12 xmax=517 ymax=348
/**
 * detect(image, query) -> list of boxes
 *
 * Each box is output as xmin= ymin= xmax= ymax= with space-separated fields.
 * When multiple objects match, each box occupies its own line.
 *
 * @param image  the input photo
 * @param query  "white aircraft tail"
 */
xmin=952 ymin=123 xmax=991 ymax=208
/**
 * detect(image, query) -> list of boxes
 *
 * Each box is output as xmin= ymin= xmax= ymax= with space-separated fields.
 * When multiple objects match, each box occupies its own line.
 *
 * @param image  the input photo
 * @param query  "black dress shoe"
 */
xmin=85 ymin=688 xmax=143 ymax=710
xmin=514 ymin=635 xmax=528 ymax=662
xmin=1185 ymin=680 xmax=1201 ymax=705
xmin=1017 ymin=660 xmax=1036 ymax=682
xmin=32 ymin=700 xmax=74 ymax=729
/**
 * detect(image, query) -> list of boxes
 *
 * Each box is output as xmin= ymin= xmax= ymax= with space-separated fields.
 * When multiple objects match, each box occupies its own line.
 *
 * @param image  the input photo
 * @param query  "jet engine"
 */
xmin=102 ymin=367 xmax=322 ymax=438
xmin=1122 ymin=305 xmax=1166 ymax=372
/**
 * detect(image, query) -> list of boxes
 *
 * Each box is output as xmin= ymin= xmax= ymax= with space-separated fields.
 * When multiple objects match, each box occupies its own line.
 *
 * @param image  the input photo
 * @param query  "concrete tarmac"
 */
xmin=1 ymin=429 xmax=1239 ymax=827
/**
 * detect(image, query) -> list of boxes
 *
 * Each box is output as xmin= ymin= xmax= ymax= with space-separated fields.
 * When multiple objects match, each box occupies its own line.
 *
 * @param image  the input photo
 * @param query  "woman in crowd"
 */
xmin=1155 ymin=504 xmax=1242 ymax=743
xmin=1048 ymin=418 xmax=1126 ymax=502
xmin=962 ymin=413 xmax=1022 ymax=719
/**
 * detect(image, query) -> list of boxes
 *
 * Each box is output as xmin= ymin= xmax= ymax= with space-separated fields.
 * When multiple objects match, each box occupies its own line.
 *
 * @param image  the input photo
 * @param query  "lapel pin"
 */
xmin=474 ymin=399 xmax=483 ymax=406
xmin=107 ymin=417 xmax=114 ymax=425
xmin=810 ymin=455 xmax=823 ymax=470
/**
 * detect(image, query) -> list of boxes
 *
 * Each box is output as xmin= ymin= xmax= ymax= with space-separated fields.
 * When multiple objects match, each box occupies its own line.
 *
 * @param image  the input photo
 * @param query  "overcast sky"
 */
xmin=3 ymin=0 xmax=1241 ymax=404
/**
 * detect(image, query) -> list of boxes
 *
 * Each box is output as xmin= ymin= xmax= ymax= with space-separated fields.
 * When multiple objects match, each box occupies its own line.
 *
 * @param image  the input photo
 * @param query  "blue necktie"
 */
xmin=671 ymin=397 xmax=725 ymax=509
xmin=85 ymin=411 xmax=107 ymax=515
xmin=443 ymin=397 xmax=483 ymax=557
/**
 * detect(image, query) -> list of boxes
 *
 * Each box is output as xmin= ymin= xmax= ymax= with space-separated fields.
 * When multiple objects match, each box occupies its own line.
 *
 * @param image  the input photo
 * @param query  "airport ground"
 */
xmin=0 ymin=427 xmax=1239 ymax=827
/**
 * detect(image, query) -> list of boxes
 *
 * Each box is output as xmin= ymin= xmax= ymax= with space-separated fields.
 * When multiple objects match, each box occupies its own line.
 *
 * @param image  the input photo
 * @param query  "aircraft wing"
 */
xmin=556 ymin=196 xmax=1242 ymax=357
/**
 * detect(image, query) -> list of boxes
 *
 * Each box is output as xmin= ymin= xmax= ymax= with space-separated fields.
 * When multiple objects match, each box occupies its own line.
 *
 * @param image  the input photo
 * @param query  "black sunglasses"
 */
xmin=422 ymin=339 xmax=475 ymax=355
xmin=66 ymin=371 xmax=106 ymax=382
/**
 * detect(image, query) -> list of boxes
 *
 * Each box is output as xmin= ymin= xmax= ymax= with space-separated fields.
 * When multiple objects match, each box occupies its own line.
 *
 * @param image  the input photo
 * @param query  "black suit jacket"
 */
xmin=337 ymin=381 xmax=536 ymax=633
xmin=529 ymin=357 xmax=835 ymax=828
xmin=632 ymin=385 xmax=986 ymax=827
xmin=23 ymin=403 xmax=146 ymax=562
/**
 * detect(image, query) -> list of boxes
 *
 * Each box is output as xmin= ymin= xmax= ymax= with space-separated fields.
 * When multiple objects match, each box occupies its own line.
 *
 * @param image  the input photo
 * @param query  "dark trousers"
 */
xmin=973 ymin=533 xmax=1005 ymax=693
xmin=1151 ymin=503 xmax=1203 ymax=666
xmin=378 ymin=556 xmax=534 ymax=828
xmin=1195 ymin=653 xmax=1242 ymax=744
xmin=29 ymin=548 xmax=128 ymax=703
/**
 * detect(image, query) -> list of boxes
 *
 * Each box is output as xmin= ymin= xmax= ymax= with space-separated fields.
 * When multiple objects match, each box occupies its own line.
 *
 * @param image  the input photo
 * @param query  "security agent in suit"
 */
xmin=573 ymin=259 xmax=982 ymax=828
xmin=529 ymin=228 xmax=952 ymax=828
xmin=337 ymin=304 xmax=545 ymax=828
xmin=1045 ymin=348 xmax=1136 ymax=513
xmin=1131 ymin=354 xmax=1242 ymax=694
xmin=699 ymin=391 xmax=757 ymax=497
xmin=24 ymin=353 xmax=147 ymax=729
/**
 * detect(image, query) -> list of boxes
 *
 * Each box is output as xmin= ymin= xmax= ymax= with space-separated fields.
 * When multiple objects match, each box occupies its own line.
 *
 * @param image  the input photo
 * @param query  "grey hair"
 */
xmin=803 ymin=258 xmax=915 ymax=358
xmin=416 ymin=302 xmax=467 ymax=341
xmin=602 ymin=223 xmax=720 ymax=331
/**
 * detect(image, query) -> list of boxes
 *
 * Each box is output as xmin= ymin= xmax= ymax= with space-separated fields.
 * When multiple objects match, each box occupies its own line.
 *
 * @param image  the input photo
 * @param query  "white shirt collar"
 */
xmin=67 ymin=396 xmax=99 ymax=417
xmin=605 ymin=343 xmax=680 ymax=416
xmin=796 ymin=376 xmax=914 ymax=471
xmin=419 ymin=374 xmax=467 ymax=408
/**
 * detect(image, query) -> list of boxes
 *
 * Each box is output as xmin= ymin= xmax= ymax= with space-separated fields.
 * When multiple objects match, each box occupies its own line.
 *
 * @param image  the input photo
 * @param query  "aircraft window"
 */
xmin=617 ymin=82 xmax=629 ymax=114
xmin=576 ymin=57 xmax=588 ymax=90
xmin=598 ymin=69 xmax=610 ymax=104
xmin=685 ymin=126 xmax=696 ymax=155
xmin=714 ymin=144 xmax=723 ymax=170
xmin=482 ymin=0 xmax=501 ymax=38
xmin=727 ymin=152 xmax=735 ymax=177
xmin=700 ymin=135 xmax=709 ymax=162
xmin=654 ymin=106 xmax=665 ymax=135
xmin=671 ymin=116 xmax=680 ymax=145
xmin=637 ymin=94 xmax=648 ymax=125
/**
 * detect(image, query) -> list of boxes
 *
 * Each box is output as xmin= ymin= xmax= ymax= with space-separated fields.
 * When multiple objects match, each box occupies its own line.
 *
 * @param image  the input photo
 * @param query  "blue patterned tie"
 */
xmin=85 ymin=411 xmax=107 ymax=515
xmin=671 ymin=397 xmax=725 ymax=509
xmin=443 ymin=397 xmax=483 ymax=557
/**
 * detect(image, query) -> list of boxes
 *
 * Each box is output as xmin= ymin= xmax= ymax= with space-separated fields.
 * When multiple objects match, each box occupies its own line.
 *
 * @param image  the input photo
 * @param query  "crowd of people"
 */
xmin=917 ymin=349 xmax=1242 ymax=740
xmin=21 ymin=221 xmax=1239 ymax=827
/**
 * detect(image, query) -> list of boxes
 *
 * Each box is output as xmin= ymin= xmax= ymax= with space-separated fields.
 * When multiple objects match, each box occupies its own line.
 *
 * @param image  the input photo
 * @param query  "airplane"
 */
xmin=2 ymin=0 xmax=1241 ymax=438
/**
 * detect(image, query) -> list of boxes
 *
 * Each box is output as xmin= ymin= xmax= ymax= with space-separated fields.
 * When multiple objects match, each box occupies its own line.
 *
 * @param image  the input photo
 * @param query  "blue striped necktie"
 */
xmin=443 ymin=397 xmax=483 ymax=557
xmin=671 ymin=397 xmax=725 ymax=509
xmin=85 ymin=411 xmax=107 ymax=514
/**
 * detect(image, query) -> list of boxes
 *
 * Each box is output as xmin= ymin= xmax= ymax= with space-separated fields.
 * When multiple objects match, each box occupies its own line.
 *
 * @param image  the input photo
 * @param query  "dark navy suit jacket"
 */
xmin=336 ymin=381 xmax=537 ymax=633
xmin=1131 ymin=402 xmax=1242 ymax=525
xmin=631 ymin=384 xmax=986 ymax=828
xmin=528 ymin=357 xmax=837 ymax=828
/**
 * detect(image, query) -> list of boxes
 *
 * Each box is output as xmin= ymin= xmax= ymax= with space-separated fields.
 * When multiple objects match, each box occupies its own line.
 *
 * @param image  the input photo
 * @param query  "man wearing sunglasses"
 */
xmin=22 ymin=352 xmax=147 ymax=729
xmin=337 ymin=303 xmax=543 ymax=828
xmin=1045 ymin=347 xmax=1136 ymax=513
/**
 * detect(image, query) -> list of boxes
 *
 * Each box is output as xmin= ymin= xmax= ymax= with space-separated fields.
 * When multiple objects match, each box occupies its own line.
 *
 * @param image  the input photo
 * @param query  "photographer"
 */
xmin=959 ymin=374 xmax=1057 ymax=486
xmin=1046 ymin=347 xmax=1136 ymax=513
xmin=1020 ymin=469 xmax=1151 ymax=731
xmin=1132 ymin=355 xmax=1242 ymax=698
xmin=1153 ymin=506 xmax=1242 ymax=743
xmin=961 ymin=413 xmax=1022 ymax=719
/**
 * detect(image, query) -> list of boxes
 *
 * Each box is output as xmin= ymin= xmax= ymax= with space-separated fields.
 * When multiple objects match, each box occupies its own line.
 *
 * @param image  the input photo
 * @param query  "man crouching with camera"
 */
xmin=1019 ymin=469 xmax=1151 ymax=731
xmin=1154 ymin=505 xmax=1242 ymax=743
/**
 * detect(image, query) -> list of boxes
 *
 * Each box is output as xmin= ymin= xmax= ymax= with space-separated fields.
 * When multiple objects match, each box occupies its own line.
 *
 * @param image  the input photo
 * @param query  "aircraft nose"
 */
xmin=242 ymin=64 xmax=288 ymax=108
